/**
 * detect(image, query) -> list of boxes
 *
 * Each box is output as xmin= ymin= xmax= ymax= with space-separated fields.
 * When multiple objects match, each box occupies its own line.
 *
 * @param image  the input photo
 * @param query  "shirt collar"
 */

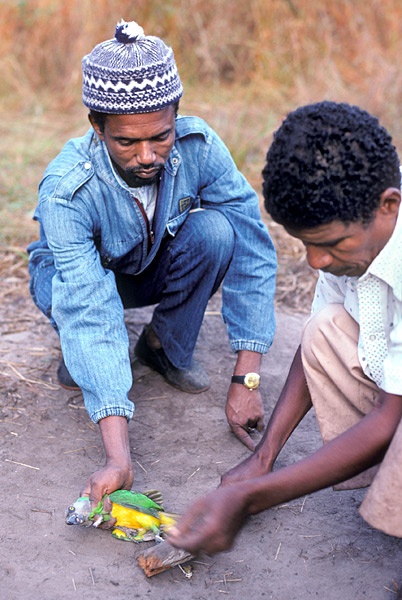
xmin=365 ymin=206 xmax=402 ymax=299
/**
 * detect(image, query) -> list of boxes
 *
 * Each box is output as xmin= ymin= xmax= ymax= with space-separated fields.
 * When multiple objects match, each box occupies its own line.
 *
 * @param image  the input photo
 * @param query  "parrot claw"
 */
xmin=92 ymin=515 xmax=104 ymax=528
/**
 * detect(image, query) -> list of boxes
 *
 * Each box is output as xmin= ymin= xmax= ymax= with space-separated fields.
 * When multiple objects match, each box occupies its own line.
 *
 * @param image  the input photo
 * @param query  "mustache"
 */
xmin=125 ymin=164 xmax=164 ymax=174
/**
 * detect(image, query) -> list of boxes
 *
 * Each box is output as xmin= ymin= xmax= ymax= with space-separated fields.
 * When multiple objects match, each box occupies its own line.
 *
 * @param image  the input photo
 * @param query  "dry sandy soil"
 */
xmin=1 ymin=277 xmax=402 ymax=600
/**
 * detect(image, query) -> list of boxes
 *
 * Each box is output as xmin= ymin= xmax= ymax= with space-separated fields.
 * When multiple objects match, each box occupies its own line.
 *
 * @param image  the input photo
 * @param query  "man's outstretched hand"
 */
xmin=168 ymin=484 xmax=249 ymax=555
xmin=226 ymin=384 xmax=265 ymax=451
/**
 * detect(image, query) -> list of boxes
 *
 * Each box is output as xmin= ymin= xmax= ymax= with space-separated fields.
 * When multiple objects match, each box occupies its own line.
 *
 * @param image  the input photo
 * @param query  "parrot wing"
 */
xmin=143 ymin=489 xmax=164 ymax=508
xmin=109 ymin=490 xmax=163 ymax=516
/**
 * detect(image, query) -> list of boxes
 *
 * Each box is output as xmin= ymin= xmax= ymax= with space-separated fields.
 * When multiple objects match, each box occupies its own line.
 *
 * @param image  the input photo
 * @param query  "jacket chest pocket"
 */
xmin=166 ymin=205 xmax=193 ymax=237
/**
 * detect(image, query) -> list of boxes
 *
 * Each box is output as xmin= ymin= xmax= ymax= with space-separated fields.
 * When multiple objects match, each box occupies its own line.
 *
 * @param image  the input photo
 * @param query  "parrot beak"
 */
xmin=66 ymin=513 xmax=86 ymax=525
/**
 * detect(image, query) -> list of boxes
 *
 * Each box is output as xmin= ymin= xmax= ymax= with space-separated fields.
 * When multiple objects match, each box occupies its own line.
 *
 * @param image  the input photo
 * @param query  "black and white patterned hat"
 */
xmin=82 ymin=20 xmax=183 ymax=114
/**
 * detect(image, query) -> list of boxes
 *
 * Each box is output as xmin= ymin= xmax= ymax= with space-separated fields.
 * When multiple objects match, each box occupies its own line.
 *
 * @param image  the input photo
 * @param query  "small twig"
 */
xmin=72 ymin=578 xmax=76 ymax=591
xmin=383 ymin=587 xmax=397 ymax=595
xmin=63 ymin=445 xmax=98 ymax=454
xmin=135 ymin=459 xmax=147 ymax=473
xmin=274 ymin=542 xmax=282 ymax=561
xmin=186 ymin=466 xmax=201 ymax=481
xmin=300 ymin=495 xmax=308 ymax=513
xmin=31 ymin=508 xmax=53 ymax=515
xmin=249 ymin=527 xmax=261 ymax=534
xmin=69 ymin=550 xmax=77 ymax=556
xmin=5 ymin=458 xmax=39 ymax=470
xmin=2 ymin=366 xmax=58 ymax=389
xmin=89 ymin=567 xmax=95 ymax=585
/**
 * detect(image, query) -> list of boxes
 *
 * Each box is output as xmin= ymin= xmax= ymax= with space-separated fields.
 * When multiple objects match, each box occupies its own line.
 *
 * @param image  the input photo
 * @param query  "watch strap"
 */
xmin=231 ymin=375 xmax=247 ymax=385
xmin=231 ymin=373 xmax=260 ymax=389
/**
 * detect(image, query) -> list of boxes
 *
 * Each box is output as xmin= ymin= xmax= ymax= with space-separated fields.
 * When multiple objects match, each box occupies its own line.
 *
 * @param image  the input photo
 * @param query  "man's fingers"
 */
xmin=256 ymin=416 xmax=265 ymax=432
xmin=168 ymin=512 xmax=219 ymax=555
xmin=170 ymin=499 xmax=207 ymax=538
xmin=231 ymin=424 xmax=256 ymax=451
xmin=168 ymin=528 xmax=205 ymax=554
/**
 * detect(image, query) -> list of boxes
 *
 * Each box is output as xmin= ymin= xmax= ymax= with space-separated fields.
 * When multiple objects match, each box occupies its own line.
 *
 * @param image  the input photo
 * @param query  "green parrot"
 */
xmin=65 ymin=489 xmax=178 ymax=542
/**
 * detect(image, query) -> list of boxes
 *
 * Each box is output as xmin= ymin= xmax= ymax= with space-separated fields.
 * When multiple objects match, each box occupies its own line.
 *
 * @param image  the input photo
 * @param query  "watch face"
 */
xmin=244 ymin=373 xmax=260 ymax=389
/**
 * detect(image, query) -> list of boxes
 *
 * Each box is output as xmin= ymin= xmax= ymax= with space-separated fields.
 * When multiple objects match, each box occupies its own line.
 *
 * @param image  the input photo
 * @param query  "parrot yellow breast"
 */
xmin=111 ymin=503 xmax=161 ymax=530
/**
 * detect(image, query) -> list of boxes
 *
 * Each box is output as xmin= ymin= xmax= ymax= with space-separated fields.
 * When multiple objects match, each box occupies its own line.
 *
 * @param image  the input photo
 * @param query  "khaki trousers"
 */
xmin=301 ymin=304 xmax=402 ymax=537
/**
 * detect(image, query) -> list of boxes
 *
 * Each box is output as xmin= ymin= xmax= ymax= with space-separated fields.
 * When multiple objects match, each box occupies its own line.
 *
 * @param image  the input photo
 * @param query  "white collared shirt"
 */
xmin=312 ymin=208 xmax=402 ymax=394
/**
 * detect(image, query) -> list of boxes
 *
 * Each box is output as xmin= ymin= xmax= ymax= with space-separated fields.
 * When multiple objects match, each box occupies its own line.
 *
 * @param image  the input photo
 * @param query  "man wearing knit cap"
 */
xmin=27 ymin=21 xmax=276 ymax=505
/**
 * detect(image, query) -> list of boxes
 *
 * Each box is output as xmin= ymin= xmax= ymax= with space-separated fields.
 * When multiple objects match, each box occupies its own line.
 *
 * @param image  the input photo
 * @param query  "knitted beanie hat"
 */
xmin=82 ymin=20 xmax=183 ymax=114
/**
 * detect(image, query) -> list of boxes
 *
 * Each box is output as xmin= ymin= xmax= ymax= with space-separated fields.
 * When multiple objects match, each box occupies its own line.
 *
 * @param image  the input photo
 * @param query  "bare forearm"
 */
xmin=254 ymin=346 xmax=311 ymax=466
xmin=99 ymin=415 xmax=132 ymax=467
xmin=243 ymin=393 xmax=402 ymax=514
xmin=81 ymin=416 xmax=133 ymax=506
xmin=233 ymin=350 xmax=262 ymax=375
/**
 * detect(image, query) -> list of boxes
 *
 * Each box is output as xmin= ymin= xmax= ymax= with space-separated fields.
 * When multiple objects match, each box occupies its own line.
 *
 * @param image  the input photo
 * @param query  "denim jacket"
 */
xmin=28 ymin=115 xmax=277 ymax=422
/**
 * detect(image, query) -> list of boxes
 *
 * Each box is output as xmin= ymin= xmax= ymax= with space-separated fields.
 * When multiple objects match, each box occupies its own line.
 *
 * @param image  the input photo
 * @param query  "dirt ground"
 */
xmin=1 ymin=282 xmax=402 ymax=600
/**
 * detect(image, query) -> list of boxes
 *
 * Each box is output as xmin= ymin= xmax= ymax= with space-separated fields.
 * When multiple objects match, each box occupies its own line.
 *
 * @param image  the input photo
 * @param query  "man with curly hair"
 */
xmin=169 ymin=101 xmax=402 ymax=554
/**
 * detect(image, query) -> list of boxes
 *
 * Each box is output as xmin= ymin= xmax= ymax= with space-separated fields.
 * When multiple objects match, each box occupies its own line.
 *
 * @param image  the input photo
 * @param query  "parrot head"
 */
xmin=65 ymin=497 xmax=93 ymax=527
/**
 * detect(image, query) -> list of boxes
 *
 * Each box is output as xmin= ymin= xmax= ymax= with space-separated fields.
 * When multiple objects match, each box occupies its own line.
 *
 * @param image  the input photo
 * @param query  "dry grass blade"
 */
xmin=5 ymin=459 xmax=39 ymax=470
xmin=63 ymin=445 xmax=98 ymax=454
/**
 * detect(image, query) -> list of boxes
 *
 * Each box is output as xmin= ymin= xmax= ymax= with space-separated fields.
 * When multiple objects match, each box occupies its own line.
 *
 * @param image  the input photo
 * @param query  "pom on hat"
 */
xmin=115 ymin=20 xmax=145 ymax=43
xmin=82 ymin=20 xmax=183 ymax=114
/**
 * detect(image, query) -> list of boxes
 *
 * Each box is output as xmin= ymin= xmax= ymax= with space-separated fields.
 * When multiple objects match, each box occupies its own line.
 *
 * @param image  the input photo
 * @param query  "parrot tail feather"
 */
xmin=143 ymin=489 xmax=164 ymax=508
xmin=159 ymin=512 xmax=180 ymax=531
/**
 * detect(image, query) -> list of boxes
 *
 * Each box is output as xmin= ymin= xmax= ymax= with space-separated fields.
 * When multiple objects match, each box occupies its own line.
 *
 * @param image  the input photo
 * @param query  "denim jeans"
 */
xmin=29 ymin=209 xmax=234 ymax=369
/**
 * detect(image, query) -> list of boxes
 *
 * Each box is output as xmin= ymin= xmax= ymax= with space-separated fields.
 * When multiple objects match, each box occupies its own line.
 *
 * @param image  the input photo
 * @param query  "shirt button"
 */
xmin=172 ymin=158 xmax=179 ymax=165
xmin=84 ymin=162 xmax=91 ymax=170
xmin=369 ymin=334 xmax=376 ymax=341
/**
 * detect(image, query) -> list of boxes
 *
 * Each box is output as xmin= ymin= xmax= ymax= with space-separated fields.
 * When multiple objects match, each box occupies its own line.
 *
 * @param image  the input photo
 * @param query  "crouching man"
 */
xmin=169 ymin=101 xmax=402 ymax=554
xmin=27 ymin=21 xmax=276 ymax=508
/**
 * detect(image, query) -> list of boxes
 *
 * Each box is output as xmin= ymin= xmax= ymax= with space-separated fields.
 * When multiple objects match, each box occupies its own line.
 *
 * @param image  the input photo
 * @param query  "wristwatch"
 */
xmin=231 ymin=372 xmax=260 ymax=390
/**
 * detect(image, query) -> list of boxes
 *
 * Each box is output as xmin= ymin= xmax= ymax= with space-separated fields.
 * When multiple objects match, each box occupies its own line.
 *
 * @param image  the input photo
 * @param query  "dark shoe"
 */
xmin=134 ymin=325 xmax=210 ymax=394
xmin=57 ymin=358 xmax=80 ymax=390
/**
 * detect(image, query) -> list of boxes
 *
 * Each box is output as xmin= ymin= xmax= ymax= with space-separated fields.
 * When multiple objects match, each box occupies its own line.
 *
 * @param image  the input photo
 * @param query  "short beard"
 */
xmin=123 ymin=165 xmax=163 ymax=188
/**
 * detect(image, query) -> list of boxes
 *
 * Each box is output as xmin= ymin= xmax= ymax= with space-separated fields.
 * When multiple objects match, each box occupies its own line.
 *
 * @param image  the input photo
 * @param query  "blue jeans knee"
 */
xmin=28 ymin=251 xmax=59 ymax=332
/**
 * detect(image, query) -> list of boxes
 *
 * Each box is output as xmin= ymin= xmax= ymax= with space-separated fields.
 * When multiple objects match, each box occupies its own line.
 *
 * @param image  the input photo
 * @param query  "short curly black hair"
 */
xmin=263 ymin=101 xmax=400 ymax=229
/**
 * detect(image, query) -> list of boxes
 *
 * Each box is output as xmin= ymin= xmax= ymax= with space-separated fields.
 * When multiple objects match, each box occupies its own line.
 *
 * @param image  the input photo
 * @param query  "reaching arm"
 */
xmin=80 ymin=416 xmax=133 ymax=510
xmin=226 ymin=350 xmax=264 ymax=451
xmin=168 ymin=390 xmax=402 ymax=554
xmin=246 ymin=390 xmax=402 ymax=512
xmin=223 ymin=346 xmax=311 ymax=483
